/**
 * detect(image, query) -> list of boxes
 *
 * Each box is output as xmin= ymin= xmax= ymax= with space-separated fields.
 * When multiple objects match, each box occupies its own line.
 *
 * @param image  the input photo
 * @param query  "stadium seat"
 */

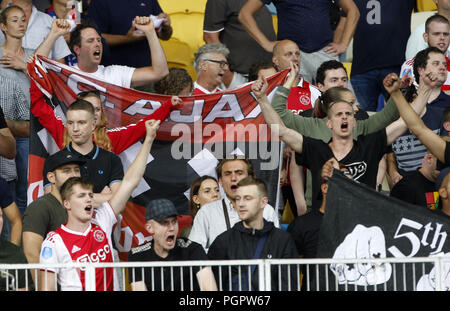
xmin=416 ymin=0 xmax=437 ymax=12
xmin=281 ymin=200 xmax=295 ymax=224
xmin=342 ymin=62 xmax=352 ymax=76
xmin=159 ymin=0 xmax=207 ymax=15
xmin=272 ymin=15 xmax=278 ymax=35
xmin=160 ymin=38 xmax=197 ymax=80
xmin=168 ymin=11 xmax=206 ymax=54
xmin=410 ymin=10 xmax=436 ymax=31
xmin=158 ymin=0 xmax=207 ymax=54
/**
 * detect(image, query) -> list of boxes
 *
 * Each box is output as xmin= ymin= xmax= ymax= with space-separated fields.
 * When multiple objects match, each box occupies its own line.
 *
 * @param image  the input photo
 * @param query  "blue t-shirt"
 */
xmin=351 ymin=0 xmax=414 ymax=76
xmin=87 ymin=0 xmax=163 ymax=67
xmin=263 ymin=0 xmax=335 ymax=53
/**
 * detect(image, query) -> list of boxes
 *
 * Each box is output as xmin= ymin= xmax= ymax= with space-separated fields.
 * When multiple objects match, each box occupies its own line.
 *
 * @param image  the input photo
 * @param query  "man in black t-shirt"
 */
xmin=390 ymin=152 xmax=440 ymax=209
xmin=253 ymin=70 xmax=431 ymax=209
xmin=128 ymin=198 xmax=217 ymax=291
xmin=42 ymin=99 xmax=124 ymax=206
xmin=288 ymin=159 xmax=348 ymax=290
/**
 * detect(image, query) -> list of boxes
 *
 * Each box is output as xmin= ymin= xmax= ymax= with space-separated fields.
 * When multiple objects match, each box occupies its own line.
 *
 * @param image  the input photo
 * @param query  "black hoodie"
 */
xmin=208 ymin=220 xmax=299 ymax=291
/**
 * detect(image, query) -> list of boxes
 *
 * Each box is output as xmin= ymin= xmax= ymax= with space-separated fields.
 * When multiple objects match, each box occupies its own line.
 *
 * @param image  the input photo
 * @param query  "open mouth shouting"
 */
xmin=341 ymin=121 xmax=349 ymax=132
xmin=93 ymin=49 xmax=101 ymax=61
xmin=230 ymin=184 xmax=239 ymax=193
xmin=166 ymin=234 xmax=176 ymax=246
xmin=84 ymin=204 xmax=93 ymax=214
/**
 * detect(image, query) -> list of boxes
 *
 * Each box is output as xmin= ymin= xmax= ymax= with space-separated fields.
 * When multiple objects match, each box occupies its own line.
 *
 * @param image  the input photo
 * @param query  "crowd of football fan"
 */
xmin=0 ymin=0 xmax=449 ymax=291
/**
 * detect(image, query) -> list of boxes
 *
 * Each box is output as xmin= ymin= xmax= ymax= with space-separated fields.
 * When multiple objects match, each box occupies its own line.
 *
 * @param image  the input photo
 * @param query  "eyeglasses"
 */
xmin=204 ymin=59 xmax=229 ymax=68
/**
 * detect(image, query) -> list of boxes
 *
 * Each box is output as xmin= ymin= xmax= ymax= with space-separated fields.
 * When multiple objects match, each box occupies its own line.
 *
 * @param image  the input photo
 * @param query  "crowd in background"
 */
xmin=0 ymin=0 xmax=449 ymax=291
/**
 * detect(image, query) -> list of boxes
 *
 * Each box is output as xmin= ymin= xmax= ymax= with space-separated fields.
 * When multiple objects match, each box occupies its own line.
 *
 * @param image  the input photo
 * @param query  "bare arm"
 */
xmin=333 ymin=15 xmax=346 ymax=44
xmin=39 ymin=270 xmax=57 ymax=291
xmin=130 ymin=280 xmax=147 ymax=291
xmin=130 ymin=16 xmax=169 ymax=88
xmin=288 ymin=149 xmax=307 ymax=216
xmin=324 ymin=0 xmax=360 ymax=56
xmin=91 ymin=182 xmax=121 ymax=208
xmin=34 ymin=19 xmax=71 ymax=58
xmin=386 ymin=151 xmax=403 ymax=189
xmin=203 ymin=31 xmax=221 ymax=44
xmin=22 ymin=231 xmax=44 ymax=286
xmin=5 ymin=119 xmax=29 ymax=138
xmin=155 ymin=13 xmax=173 ymax=41
xmin=388 ymin=74 xmax=446 ymax=163
xmin=253 ymin=77 xmax=303 ymax=152
xmin=108 ymin=120 xmax=160 ymax=216
xmin=196 ymin=267 xmax=218 ymax=291
xmin=238 ymin=0 xmax=276 ymax=52
xmin=384 ymin=73 xmax=432 ymax=145
xmin=3 ymin=202 xmax=22 ymax=246
xmin=102 ymin=13 xmax=172 ymax=46
xmin=0 ymin=127 xmax=16 ymax=159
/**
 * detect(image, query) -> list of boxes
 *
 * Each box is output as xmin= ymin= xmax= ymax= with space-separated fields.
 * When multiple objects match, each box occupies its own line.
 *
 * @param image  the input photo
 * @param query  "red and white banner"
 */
xmin=27 ymin=55 xmax=288 ymax=260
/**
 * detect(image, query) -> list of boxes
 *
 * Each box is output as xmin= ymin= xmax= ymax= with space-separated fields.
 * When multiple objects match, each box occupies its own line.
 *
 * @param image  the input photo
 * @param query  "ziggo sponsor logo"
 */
xmin=76 ymin=244 xmax=111 ymax=270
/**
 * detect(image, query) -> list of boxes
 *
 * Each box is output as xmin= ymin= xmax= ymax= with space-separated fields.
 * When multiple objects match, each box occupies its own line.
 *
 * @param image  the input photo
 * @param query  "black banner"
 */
xmin=316 ymin=171 xmax=450 ymax=291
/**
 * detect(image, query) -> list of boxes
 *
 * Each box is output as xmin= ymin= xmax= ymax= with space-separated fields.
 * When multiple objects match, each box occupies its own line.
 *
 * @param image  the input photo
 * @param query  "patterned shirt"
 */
xmin=0 ymin=75 xmax=30 ymax=181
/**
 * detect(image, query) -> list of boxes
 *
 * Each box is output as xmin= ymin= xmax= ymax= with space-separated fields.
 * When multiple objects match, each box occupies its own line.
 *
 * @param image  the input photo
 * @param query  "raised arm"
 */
xmin=34 ymin=19 xmax=71 ymax=58
xmin=270 ymin=63 xmax=326 ymax=137
xmin=129 ymin=16 xmax=169 ymax=88
xmin=29 ymin=79 xmax=64 ymax=148
xmin=252 ymin=75 xmax=304 ymax=153
xmin=238 ymin=0 xmax=276 ymax=52
xmin=109 ymin=96 xmax=180 ymax=154
xmin=385 ymin=73 xmax=432 ymax=145
xmin=108 ymin=119 xmax=160 ymax=216
xmin=389 ymin=72 xmax=446 ymax=163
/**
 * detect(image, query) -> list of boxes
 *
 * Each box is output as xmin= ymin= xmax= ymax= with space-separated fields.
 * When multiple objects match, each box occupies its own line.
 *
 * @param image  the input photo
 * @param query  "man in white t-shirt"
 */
xmin=405 ymin=1 xmax=450 ymax=60
xmin=188 ymin=157 xmax=279 ymax=253
xmin=36 ymin=17 xmax=168 ymax=88
xmin=39 ymin=119 xmax=160 ymax=291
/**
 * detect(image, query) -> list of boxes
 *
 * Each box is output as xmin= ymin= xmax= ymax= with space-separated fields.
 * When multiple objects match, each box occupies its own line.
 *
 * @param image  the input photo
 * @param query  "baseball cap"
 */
xmin=145 ymin=199 xmax=178 ymax=222
xmin=44 ymin=150 xmax=86 ymax=174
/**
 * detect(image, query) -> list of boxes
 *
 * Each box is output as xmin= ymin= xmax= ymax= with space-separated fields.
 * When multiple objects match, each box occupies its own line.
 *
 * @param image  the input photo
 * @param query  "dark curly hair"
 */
xmin=153 ymin=67 xmax=193 ymax=95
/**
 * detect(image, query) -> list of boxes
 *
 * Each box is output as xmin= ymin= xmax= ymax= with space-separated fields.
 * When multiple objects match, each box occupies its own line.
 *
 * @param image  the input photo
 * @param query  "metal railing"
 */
xmin=0 ymin=256 xmax=448 ymax=291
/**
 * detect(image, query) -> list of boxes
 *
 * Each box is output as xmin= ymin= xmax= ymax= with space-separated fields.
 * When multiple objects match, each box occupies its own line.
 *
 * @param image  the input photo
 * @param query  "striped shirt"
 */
xmin=392 ymin=105 xmax=445 ymax=173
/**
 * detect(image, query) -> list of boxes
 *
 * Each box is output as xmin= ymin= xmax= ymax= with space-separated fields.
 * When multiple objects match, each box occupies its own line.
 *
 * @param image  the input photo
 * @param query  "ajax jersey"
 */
xmin=285 ymin=78 xmax=321 ymax=114
xmin=40 ymin=202 xmax=117 ymax=291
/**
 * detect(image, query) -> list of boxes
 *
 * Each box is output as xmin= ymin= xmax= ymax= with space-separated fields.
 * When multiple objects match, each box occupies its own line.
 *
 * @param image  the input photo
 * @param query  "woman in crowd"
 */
xmin=0 ymin=5 xmax=35 ymax=241
xmin=180 ymin=176 xmax=221 ymax=238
